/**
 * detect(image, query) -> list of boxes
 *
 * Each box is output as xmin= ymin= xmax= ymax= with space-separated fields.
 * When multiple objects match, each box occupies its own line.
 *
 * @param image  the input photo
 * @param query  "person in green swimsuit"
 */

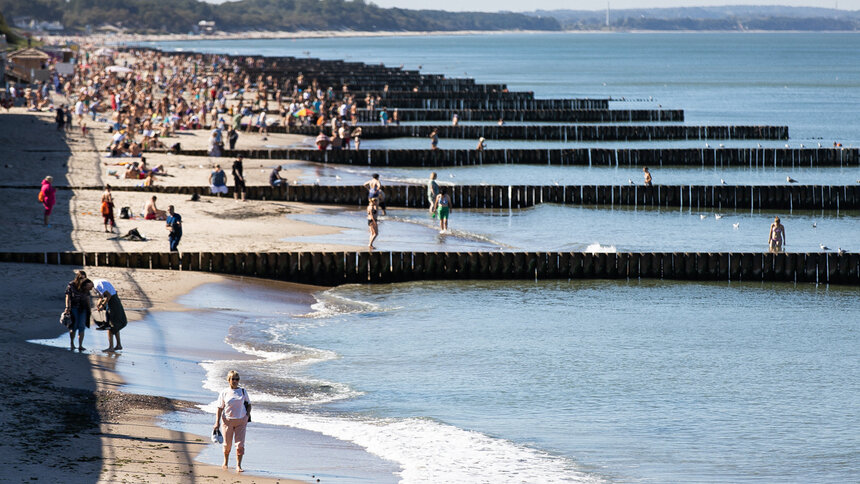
xmin=432 ymin=188 xmax=451 ymax=233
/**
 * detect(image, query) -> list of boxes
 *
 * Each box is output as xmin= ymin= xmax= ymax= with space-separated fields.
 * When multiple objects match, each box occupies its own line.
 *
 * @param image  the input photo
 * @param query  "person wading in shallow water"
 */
xmin=367 ymin=197 xmax=380 ymax=249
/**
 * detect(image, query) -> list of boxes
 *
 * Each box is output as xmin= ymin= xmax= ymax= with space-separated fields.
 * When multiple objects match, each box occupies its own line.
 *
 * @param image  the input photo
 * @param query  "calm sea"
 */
xmin=146 ymin=33 xmax=860 ymax=483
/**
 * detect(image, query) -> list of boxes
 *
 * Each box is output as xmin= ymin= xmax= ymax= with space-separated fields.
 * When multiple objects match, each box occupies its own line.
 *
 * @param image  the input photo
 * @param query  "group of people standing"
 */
xmin=63 ymin=270 xmax=127 ymax=352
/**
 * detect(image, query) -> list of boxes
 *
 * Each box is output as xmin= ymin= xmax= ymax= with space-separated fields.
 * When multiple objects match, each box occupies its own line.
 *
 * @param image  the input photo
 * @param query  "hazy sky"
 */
xmin=362 ymin=1 xmax=859 ymax=12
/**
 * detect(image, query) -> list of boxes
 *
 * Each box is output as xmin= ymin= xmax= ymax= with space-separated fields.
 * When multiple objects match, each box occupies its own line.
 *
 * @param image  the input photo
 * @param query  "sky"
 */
xmin=357 ymin=1 xmax=859 ymax=12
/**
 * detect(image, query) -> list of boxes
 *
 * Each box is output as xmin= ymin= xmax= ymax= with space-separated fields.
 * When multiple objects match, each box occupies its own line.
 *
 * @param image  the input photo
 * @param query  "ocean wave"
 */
xmin=199 ymin=336 xmax=359 ymax=406
xmin=385 ymin=214 xmax=514 ymax=249
xmin=297 ymin=287 xmax=388 ymax=319
xmin=583 ymin=243 xmax=617 ymax=253
xmin=254 ymin=411 xmax=601 ymax=484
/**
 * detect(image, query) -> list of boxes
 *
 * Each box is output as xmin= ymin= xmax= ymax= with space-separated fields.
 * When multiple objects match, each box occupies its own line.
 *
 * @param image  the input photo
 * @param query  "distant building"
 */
xmin=12 ymin=17 xmax=64 ymax=32
xmin=197 ymin=20 xmax=216 ymax=34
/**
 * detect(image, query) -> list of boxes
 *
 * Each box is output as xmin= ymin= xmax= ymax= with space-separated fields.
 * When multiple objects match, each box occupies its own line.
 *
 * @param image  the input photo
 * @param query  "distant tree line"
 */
xmin=567 ymin=16 xmax=860 ymax=31
xmin=0 ymin=0 xmax=561 ymax=33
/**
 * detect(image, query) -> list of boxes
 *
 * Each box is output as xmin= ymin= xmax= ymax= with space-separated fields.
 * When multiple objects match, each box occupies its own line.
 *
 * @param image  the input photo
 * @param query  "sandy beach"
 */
xmin=0 ymin=99 xmax=377 ymax=482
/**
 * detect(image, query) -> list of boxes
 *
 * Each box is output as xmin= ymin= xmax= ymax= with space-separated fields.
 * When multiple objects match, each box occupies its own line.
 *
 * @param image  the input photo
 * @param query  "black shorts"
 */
xmin=234 ymin=178 xmax=245 ymax=192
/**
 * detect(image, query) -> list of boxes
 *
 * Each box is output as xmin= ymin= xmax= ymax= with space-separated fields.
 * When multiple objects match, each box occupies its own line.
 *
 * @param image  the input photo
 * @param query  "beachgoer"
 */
xmin=227 ymin=127 xmax=239 ymax=150
xmin=64 ymin=271 xmax=93 ymax=351
xmin=351 ymin=127 xmax=362 ymax=150
xmin=769 ymin=216 xmax=786 ymax=252
xmin=209 ymin=129 xmax=223 ymax=157
xmin=451 ymin=113 xmax=459 ymax=126
xmin=214 ymin=370 xmax=251 ymax=473
xmin=232 ymin=156 xmax=246 ymax=201
xmin=476 ymin=137 xmax=486 ymax=151
xmin=427 ymin=172 xmax=439 ymax=214
xmin=55 ymin=105 xmax=65 ymax=131
xmin=364 ymin=174 xmax=386 ymax=215
xmin=92 ymin=278 xmax=127 ymax=352
xmin=498 ymin=118 xmax=504 ymax=126
xmin=315 ymin=131 xmax=330 ymax=150
xmin=430 ymin=129 xmax=439 ymax=150
xmin=367 ymin=197 xmax=379 ymax=249
xmin=210 ymin=164 xmax=228 ymax=196
xmin=39 ymin=175 xmax=57 ymax=226
xmin=269 ymin=166 xmax=286 ymax=187
xmin=166 ymin=205 xmax=182 ymax=252
xmin=643 ymin=166 xmax=653 ymax=186
xmin=432 ymin=188 xmax=451 ymax=233
xmin=101 ymin=185 xmax=116 ymax=232
xmin=144 ymin=196 xmax=167 ymax=220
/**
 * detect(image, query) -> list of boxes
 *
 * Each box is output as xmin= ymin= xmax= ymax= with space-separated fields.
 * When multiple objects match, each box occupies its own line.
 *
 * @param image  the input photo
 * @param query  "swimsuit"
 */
xmin=368 ymin=208 xmax=377 ymax=226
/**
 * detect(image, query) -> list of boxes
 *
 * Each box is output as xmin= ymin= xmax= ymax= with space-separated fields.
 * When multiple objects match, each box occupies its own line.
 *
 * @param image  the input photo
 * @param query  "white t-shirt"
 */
xmin=92 ymin=279 xmax=117 ymax=296
xmin=217 ymin=387 xmax=250 ymax=420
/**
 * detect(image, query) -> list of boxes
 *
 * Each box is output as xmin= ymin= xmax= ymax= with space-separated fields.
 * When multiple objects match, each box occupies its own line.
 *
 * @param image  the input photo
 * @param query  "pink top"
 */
xmin=40 ymin=180 xmax=56 ymax=208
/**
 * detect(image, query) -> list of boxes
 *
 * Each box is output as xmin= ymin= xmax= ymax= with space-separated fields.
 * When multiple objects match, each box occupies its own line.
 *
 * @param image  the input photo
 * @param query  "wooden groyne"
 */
xmin=3 ymin=251 xmax=857 ymax=286
xmin=76 ymin=184 xmax=860 ymax=211
xmin=353 ymin=108 xmax=685 ymax=123
xmin=286 ymin=124 xmax=788 ymax=141
xmin=182 ymin=148 xmax=860 ymax=168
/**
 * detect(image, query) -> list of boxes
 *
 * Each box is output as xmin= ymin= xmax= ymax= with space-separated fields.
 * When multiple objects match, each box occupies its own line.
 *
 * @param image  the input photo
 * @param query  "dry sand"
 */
xmin=0 ymin=101 xmax=364 ymax=482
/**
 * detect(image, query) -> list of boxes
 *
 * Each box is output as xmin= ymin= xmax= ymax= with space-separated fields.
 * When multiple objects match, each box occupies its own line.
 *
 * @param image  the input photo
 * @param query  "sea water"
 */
xmin=142 ymin=33 xmax=860 ymax=482
xmin=181 ymin=279 xmax=860 ymax=483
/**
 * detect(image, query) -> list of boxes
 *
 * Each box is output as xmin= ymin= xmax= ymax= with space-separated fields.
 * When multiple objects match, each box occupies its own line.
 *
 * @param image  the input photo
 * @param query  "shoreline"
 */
xmin=46 ymin=29 xmax=859 ymax=47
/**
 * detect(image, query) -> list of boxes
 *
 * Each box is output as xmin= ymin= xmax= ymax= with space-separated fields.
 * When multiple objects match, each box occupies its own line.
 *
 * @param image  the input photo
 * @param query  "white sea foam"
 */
xmin=584 ymin=243 xmax=617 ymax=253
xmin=254 ymin=411 xmax=601 ymax=484
xmin=298 ymin=288 xmax=385 ymax=319
xmin=199 ymin=339 xmax=358 ymax=405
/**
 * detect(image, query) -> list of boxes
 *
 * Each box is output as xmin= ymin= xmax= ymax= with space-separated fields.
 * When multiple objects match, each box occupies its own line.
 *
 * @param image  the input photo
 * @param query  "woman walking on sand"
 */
xmin=39 ymin=175 xmax=57 ymax=226
xmin=64 ymin=271 xmax=93 ymax=351
xmin=214 ymin=370 xmax=251 ymax=473
xmin=367 ymin=197 xmax=380 ymax=249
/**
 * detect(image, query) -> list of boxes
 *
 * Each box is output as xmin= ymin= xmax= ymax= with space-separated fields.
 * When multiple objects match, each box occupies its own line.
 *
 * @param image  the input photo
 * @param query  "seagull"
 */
xmin=785 ymin=144 xmax=790 ymax=148
xmin=628 ymin=178 xmax=635 ymax=185
xmin=837 ymin=248 xmax=845 ymax=255
xmin=757 ymin=143 xmax=762 ymax=148
xmin=818 ymin=143 xmax=822 ymax=148
xmin=700 ymin=214 xmax=707 ymax=220
xmin=335 ymin=175 xmax=342 ymax=180
xmin=787 ymin=176 xmax=797 ymax=183
xmin=705 ymin=143 xmax=710 ymax=148
xmin=820 ymin=243 xmax=830 ymax=251
xmin=812 ymin=222 xmax=817 ymax=228
xmin=720 ymin=179 xmax=727 ymax=185
xmin=719 ymin=143 xmax=725 ymax=148
xmin=554 ymin=181 xmax=560 ymax=186
xmin=449 ymin=174 xmax=455 ymax=178
xmin=733 ymin=222 xmax=740 ymax=229
xmin=715 ymin=214 xmax=723 ymax=220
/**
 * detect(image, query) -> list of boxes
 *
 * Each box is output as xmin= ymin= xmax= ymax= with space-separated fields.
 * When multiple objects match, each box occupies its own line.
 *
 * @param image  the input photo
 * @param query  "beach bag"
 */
xmin=120 ymin=206 xmax=131 ymax=219
xmin=60 ymin=311 xmax=73 ymax=329
xmin=38 ymin=190 xmax=45 ymax=203
xmin=242 ymin=388 xmax=251 ymax=422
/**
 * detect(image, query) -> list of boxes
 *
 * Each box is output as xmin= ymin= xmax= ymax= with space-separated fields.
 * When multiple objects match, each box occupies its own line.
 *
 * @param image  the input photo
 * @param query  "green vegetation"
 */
xmin=0 ymin=0 xmax=560 ymax=34
xmin=0 ymin=10 xmax=24 ymax=47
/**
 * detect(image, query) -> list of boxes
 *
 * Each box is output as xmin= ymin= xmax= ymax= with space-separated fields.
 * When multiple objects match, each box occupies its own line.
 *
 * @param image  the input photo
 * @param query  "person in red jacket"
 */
xmin=39 ymin=176 xmax=57 ymax=226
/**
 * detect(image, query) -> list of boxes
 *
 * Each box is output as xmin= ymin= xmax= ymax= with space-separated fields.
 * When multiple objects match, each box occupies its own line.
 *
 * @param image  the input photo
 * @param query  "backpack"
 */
xmin=120 ymin=206 xmax=131 ymax=219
